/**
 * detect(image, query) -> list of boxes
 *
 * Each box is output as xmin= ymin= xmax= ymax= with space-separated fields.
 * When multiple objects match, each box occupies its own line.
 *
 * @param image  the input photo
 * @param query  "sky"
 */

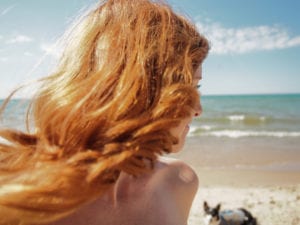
xmin=0 ymin=0 xmax=300 ymax=98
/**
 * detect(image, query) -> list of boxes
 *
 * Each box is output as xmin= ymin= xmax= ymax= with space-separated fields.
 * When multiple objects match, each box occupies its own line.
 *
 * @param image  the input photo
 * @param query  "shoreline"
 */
xmin=196 ymin=168 xmax=300 ymax=187
xmin=174 ymin=136 xmax=300 ymax=173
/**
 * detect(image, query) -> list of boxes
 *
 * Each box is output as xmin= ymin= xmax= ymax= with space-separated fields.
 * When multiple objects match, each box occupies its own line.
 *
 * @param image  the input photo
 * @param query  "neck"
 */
xmin=105 ymin=172 xmax=130 ymax=207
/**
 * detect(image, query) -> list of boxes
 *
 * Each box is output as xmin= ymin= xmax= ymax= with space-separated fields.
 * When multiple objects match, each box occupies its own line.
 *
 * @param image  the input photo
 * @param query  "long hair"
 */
xmin=0 ymin=0 xmax=209 ymax=224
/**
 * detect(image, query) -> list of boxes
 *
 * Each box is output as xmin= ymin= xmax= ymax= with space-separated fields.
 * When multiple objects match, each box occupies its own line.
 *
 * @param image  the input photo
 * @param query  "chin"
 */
xmin=170 ymin=122 xmax=190 ymax=153
xmin=171 ymin=140 xmax=186 ymax=153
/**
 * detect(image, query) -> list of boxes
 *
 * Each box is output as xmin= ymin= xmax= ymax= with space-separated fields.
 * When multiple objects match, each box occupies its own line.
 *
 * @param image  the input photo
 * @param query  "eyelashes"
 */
xmin=196 ymin=84 xmax=201 ymax=89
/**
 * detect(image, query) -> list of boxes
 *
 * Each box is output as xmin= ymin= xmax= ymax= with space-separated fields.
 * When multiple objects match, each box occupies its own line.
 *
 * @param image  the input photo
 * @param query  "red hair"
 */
xmin=0 ymin=0 xmax=209 ymax=223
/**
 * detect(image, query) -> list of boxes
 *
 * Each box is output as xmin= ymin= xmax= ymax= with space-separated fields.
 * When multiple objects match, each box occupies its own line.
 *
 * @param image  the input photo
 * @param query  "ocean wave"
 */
xmin=198 ymin=115 xmax=272 ymax=126
xmin=227 ymin=114 xmax=245 ymax=121
xmin=201 ymin=112 xmax=300 ymax=122
xmin=189 ymin=129 xmax=300 ymax=138
xmin=199 ymin=125 xmax=213 ymax=131
xmin=227 ymin=114 xmax=267 ymax=122
xmin=189 ymin=125 xmax=214 ymax=134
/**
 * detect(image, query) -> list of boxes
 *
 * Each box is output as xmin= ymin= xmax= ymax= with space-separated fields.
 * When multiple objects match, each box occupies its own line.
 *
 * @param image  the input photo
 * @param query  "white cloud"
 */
xmin=1 ymin=4 xmax=16 ymax=16
xmin=40 ymin=42 xmax=62 ymax=58
xmin=6 ymin=35 xmax=33 ymax=44
xmin=196 ymin=20 xmax=300 ymax=54
xmin=24 ymin=51 xmax=34 ymax=56
xmin=0 ymin=57 xmax=8 ymax=62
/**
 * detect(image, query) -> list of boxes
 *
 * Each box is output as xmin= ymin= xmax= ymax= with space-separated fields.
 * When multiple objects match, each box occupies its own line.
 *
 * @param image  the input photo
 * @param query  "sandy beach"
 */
xmin=190 ymin=183 xmax=300 ymax=225
xmin=173 ymin=136 xmax=300 ymax=225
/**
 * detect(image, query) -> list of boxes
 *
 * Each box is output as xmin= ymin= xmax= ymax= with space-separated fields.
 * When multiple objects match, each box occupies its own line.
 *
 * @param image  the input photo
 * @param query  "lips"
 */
xmin=184 ymin=124 xmax=190 ymax=134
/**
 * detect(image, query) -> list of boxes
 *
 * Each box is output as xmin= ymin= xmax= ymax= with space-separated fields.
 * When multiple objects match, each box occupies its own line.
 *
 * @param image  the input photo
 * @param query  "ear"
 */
xmin=216 ymin=203 xmax=221 ymax=212
xmin=203 ymin=201 xmax=209 ymax=211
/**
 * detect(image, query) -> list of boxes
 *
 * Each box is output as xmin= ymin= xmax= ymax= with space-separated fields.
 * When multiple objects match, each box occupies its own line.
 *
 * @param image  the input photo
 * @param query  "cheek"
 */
xmin=169 ymin=120 xmax=191 ymax=152
xmin=182 ymin=123 xmax=190 ymax=136
xmin=170 ymin=124 xmax=185 ymax=138
xmin=171 ymin=120 xmax=190 ymax=137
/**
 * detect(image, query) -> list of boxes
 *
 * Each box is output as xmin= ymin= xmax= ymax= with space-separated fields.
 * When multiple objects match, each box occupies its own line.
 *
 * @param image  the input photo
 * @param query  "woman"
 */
xmin=0 ymin=0 xmax=209 ymax=224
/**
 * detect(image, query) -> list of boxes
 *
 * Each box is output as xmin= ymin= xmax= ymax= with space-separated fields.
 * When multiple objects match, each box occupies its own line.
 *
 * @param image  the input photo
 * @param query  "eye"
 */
xmin=196 ymin=84 xmax=201 ymax=89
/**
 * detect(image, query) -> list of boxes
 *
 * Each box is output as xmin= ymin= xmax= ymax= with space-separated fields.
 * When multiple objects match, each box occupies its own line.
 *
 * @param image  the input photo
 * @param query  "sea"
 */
xmin=192 ymin=93 xmax=300 ymax=139
xmin=176 ymin=93 xmax=300 ymax=173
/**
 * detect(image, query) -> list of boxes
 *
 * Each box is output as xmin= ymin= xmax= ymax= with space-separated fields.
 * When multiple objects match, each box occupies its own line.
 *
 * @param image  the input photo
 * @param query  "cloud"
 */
xmin=6 ymin=35 xmax=33 ymax=44
xmin=40 ymin=42 xmax=62 ymax=58
xmin=196 ymin=20 xmax=300 ymax=54
xmin=24 ymin=51 xmax=34 ymax=56
xmin=0 ymin=57 xmax=8 ymax=62
xmin=1 ymin=4 xmax=16 ymax=16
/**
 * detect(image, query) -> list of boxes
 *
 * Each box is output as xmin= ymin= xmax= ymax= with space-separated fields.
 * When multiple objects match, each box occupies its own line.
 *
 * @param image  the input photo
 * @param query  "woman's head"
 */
xmin=30 ymin=0 xmax=210 ymax=178
xmin=34 ymin=0 xmax=209 ymax=147
xmin=0 ymin=1 xmax=209 ymax=223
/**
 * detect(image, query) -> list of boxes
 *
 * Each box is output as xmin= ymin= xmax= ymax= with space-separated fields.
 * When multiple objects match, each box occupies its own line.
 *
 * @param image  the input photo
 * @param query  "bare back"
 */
xmin=50 ymin=157 xmax=199 ymax=225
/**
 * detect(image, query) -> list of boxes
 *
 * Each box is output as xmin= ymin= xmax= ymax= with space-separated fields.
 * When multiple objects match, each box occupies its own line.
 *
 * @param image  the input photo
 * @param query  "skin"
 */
xmin=170 ymin=66 xmax=203 ymax=152
xmin=50 ymin=67 xmax=203 ymax=225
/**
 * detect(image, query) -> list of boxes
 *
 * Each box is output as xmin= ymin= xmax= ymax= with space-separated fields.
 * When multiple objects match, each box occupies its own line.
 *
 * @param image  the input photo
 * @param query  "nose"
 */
xmin=194 ymin=100 xmax=202 ymax=117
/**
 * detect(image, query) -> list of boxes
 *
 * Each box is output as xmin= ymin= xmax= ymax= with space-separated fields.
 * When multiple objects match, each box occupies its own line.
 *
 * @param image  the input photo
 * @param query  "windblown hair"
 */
xmin=0 ymin=0 xmax=209 ymax=224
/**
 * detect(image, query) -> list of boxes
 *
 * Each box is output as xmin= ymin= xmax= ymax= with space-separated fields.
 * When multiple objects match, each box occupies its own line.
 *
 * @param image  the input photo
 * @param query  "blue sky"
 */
xmin=0 ymin=0 xmax=300 ymax=98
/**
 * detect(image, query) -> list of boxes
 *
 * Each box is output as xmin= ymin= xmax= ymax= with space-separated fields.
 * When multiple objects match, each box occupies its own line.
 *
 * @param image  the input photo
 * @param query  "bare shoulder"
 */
xmin=151 ymin=157 xmax=199 ymax=192
xmin=144 ymin=157 xmax=199 ymax=223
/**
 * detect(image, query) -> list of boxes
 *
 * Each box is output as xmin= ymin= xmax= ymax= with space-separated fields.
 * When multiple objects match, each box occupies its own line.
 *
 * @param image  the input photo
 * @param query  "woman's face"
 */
xmin=170 ymin=66 xmax=202 ymax=153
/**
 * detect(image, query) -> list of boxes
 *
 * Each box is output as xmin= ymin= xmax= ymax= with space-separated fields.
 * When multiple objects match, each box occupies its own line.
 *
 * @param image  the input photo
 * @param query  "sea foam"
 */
xmin=203 ymin=130 xmax=300 ymax=138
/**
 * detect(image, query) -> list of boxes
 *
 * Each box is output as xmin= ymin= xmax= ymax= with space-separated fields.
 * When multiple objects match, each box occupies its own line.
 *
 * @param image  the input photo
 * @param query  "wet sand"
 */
xmin=173 ymin=136 xmax=300 ymax=225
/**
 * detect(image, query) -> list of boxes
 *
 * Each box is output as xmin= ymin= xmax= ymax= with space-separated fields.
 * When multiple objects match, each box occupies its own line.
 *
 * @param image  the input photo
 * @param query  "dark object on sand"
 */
xmin=203 ymin=201 xmax=257 ymax=225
